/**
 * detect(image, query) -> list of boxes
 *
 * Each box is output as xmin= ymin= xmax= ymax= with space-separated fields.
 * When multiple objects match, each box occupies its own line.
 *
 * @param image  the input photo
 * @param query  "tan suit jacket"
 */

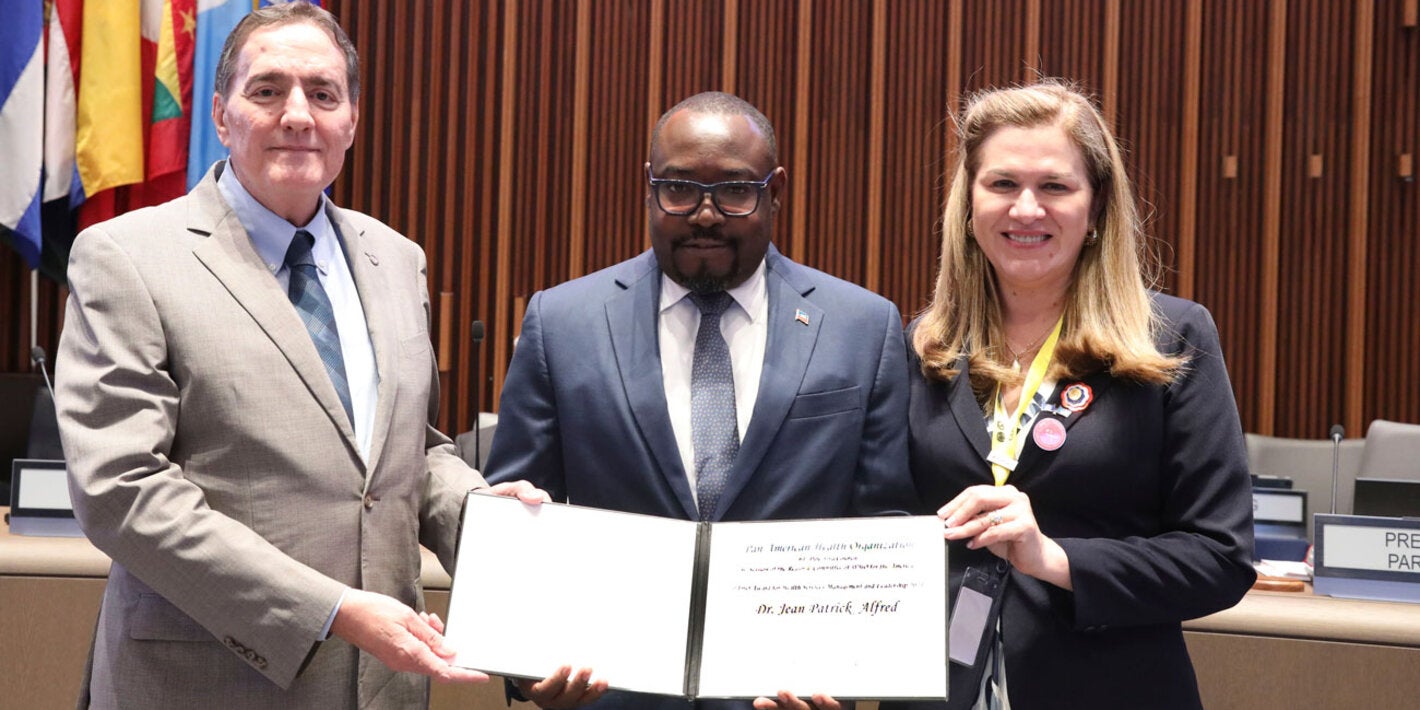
xmin=55 ymin=163 xmax=483 ymax=709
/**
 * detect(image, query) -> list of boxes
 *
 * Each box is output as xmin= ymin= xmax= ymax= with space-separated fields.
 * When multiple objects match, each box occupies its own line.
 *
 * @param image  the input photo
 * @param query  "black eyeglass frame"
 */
xmin=645 ymin=167 xmax=776 ymax=217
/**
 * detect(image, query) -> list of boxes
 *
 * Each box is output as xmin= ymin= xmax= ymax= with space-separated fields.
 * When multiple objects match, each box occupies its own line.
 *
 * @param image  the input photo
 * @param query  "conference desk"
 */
xmin=4 ymin=510 xmax=1419 ymax=710
xmin=0 ymin=508 xmax=523 ymax=709
xmin=1182 ymin=586 xmax=1420 ymax=709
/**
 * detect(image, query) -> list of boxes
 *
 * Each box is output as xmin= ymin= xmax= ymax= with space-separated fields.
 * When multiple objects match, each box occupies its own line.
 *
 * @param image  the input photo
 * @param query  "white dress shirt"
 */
xmin=217 ymin=166 xmax=379 ymax=463
xmin=659 ymin=262 xmax=768 ymax=501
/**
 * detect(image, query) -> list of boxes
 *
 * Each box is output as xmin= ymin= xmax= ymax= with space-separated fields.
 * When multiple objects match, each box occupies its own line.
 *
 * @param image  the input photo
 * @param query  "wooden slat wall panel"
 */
xmin=7 ymin=0 xmax=1416 ymax=439
xmin=332 ymin=0 xmax=507 ymax=434
xmin=1193 ymin=0 xmax=1272 ymax=431
xmin=732 ymin=1 xmax=799 ymax=135
xmin=1274 ymin=0 xmax=1355 ymax=438
xmin=583 ymin=1 xmax=653 ymax=275
xmin=960 ymin=0 xmax=1035 ymax=91
xmin=797 ymin=0 xmax=874 ymax=287
xmin=1364 ymin=0 xmax=1420 ymax=427
xmin=732 ymin=2 xmax=800 ymax=258
xmin=878 ymin=1 xmax=957 ymax=319
xmin=1037 ymin=0 xmax=1110 ymax=96
xmin=732 ymin=0 xmax=800 ymax=145
xmin=1345 ymin=0 xmax=1374 ymax=434
xmin=1114 ymin=1 xmax=1189 ymax=296
xmin=663 ymin=0 xmax=724 ymax=103
xmin=0 ymin=260 xmax=64 ymax=373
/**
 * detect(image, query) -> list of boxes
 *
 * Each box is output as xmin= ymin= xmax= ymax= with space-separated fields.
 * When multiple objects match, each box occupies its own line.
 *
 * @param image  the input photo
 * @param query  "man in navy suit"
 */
xmin=484 ymin=92 xmax=915 ymax=709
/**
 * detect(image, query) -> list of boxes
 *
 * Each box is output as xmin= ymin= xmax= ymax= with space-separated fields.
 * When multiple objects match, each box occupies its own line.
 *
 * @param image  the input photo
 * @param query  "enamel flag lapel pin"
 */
xmin=1061 ymin=383 xmax=1093 ymax=413
xmin=795 ymin=308 xmax=810 ymax=326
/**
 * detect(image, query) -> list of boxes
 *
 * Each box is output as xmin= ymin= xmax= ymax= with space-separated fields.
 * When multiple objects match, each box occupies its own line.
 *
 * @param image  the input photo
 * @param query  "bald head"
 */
xmin=650 ymin=92 xmax=778 ymax=165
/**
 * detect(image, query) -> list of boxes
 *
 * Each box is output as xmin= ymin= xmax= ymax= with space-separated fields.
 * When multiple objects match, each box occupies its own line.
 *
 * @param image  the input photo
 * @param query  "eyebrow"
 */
xmin=981 ymin=168 xmax=1078 ymax=180
xmin=243 ymin=72 xmax=343 ymax=93
xmin=657 ymin=165 xmax=759 ymax=180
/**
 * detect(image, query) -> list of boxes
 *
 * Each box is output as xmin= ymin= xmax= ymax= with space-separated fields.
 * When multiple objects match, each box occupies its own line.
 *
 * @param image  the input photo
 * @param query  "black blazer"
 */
xmin=892 ymin=294 xmax=1255 ymax=710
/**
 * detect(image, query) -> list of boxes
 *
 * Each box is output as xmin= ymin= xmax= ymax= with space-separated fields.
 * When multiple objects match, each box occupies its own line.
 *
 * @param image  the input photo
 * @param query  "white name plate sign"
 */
xmin=1253 ymin=488 xmax=1306 ymax=524
xmin=1313 ymin=514 xmax=1420 ymax=603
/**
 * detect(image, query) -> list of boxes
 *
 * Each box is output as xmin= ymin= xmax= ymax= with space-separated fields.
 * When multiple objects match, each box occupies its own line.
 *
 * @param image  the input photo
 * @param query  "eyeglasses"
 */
xmin=647 ymin=167 xmax=775 ymax=217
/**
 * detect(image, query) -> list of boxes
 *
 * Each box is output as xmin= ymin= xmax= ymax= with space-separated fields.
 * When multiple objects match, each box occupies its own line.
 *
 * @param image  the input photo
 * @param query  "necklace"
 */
xmin=1002 ymin=320 xmax=1058 ymax=371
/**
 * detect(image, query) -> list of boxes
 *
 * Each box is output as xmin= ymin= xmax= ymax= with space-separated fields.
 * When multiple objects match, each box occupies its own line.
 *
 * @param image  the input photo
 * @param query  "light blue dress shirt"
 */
xmin=217 ymin=166 xmax=378 ymax=462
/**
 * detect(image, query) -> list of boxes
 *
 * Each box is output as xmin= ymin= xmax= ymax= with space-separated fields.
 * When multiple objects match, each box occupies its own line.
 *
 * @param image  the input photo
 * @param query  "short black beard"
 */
xmin=680 ymin=271 xmax=733 ymax=294
xmin=671 ymin=231 xmax=737 ymax=293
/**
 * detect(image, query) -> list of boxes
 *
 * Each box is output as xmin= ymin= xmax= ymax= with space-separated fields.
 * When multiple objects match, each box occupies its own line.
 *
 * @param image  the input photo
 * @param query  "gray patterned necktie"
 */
xmin=689 ymin=291 xmax=739 ymax=521
xmin=285 ymin=230 xmax=354 ymax=426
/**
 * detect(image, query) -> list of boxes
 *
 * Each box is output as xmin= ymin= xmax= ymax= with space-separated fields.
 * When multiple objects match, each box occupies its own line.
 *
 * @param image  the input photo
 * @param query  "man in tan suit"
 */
xmin=54 ymin=4 xmax=540 ymax=707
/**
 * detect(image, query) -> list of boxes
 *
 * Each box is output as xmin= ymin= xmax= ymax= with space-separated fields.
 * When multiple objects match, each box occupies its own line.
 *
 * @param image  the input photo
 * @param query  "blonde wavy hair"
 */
xmin=913 ymin=80 xmax=1184 ymax=391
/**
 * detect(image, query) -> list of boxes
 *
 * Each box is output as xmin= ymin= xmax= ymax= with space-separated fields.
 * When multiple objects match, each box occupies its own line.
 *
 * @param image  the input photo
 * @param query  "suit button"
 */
xmin=363 ymin=493 xmax=377 ymax=510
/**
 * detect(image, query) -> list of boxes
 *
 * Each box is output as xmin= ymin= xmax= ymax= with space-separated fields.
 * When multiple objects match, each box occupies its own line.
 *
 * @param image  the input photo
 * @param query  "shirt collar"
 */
xmin=218 ymin=163 xmax=340 ymax=276
xmin=658 ymin=259 xmax=767 ymax=322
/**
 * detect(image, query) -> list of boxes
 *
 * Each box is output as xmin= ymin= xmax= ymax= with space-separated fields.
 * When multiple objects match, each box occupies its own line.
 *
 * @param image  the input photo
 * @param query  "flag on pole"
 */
xmin=35 ymin=0 xmax=85 ymax=281
xmin=187 ymin=0 xmax=252 ymax=188
xmin=0 ymin=0 xmax=46 ymax=268
xmin=75 ymin=0 xmax=150 ymax=230
xmin=122 ymin=0 xmax=187 ymax=207
xmin=149 ymin=0 xmax=196 ymax=182
xmin=76 ymin=0 xmax=145 ymax=198
xmin=44 ymin=0 xmax=84 ymax=208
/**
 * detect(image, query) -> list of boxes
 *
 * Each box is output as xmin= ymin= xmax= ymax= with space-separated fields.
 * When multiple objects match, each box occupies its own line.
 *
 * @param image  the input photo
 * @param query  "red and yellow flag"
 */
xmin=149 ymin=0 xmax=195 ymax=181
xmin=74 ymin=0 xmax=144 ymax=198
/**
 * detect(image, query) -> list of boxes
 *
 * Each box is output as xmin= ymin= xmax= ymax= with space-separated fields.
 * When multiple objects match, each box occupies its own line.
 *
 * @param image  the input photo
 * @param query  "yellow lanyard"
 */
xmin=988 ymin=317 xmax=1063 ymax=486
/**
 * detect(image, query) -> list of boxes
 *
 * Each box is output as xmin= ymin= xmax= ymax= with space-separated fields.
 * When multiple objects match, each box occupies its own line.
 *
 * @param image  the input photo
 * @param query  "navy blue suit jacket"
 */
xmin=889 ymin=294 xmax=1255 ymax=710
xmin=485 ymin=246 xmax=915 ymax=709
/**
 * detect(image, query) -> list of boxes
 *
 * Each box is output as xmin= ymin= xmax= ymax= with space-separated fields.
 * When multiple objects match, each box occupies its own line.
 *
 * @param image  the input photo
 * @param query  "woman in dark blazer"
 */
xmin=759 ymin=81 xmax=1255 ymax=710
xmin=894 ymin=81 xmax=1256 ymax=710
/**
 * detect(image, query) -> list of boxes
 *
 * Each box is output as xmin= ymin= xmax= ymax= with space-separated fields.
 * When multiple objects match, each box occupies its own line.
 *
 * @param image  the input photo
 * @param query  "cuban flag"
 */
xmin=0 ymin=0 xmax=45 ymax=268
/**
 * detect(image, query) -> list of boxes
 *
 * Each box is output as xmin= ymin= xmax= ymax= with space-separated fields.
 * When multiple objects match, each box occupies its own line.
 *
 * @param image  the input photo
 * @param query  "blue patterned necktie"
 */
xmin=689 ymin=291 xmax=739 ymax=521
xmin=285 ymin=230 xmax=354 ymax=426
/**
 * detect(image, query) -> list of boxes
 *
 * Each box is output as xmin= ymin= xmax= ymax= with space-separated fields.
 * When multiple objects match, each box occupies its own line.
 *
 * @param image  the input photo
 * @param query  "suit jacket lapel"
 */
xmin=946 ymin=355 xmax=993 ymax=466
xmin=606 ymin=253 xmax=698 ymax=520
xmin=188 ymin=166 xmax=362 ymax=460
xmin=331 ymin=208 xmax=395 ymax=482
xmin=713 ymin=250 xmax=821 ymax=519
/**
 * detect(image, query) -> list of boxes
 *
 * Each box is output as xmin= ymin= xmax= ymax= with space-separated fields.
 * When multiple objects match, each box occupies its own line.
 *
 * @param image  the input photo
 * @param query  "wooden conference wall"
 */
xmin=2 ymin=0 xmax=1416 ymax=442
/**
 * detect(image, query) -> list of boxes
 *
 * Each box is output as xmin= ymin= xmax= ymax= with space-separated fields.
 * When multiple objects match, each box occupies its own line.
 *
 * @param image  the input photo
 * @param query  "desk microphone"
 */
xmin=1329 ymin=424 xmax=1344 ymax=514
xmin=31 ymin=346 xmax=55 ymax=400
xmin=470 ymin=321 xmax=485 ymax=471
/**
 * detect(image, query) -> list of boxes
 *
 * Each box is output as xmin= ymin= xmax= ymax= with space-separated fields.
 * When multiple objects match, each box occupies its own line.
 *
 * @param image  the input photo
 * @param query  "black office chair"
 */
xmin=0 ymin=374 xmax=44 ymax=504
xmin=454 ymin=413 xmax=498 ymax=473
xmin=26 ymin=387 xmax=63 ymax=461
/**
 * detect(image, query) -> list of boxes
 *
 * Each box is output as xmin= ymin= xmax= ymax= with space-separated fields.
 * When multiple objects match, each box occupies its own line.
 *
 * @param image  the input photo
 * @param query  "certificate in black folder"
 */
xmin=444 ymin=492 xmax=948 ymax=701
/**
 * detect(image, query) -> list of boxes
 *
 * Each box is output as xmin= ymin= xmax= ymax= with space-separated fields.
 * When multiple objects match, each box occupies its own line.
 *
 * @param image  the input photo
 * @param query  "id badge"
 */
xmin=948 ymin=564 xmax=1008 ymax=667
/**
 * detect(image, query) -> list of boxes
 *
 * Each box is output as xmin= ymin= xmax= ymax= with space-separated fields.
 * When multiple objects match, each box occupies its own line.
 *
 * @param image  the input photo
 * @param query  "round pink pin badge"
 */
xmin=1032 ymin=418 xmax=1067 ymax=451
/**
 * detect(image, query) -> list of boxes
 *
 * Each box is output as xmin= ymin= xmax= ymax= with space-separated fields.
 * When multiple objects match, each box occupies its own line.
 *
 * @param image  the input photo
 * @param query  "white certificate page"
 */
xmin=446 ymin=493 xmax=701 ymax=697
xmin=696 ymin=516 xmax=948 ymax=700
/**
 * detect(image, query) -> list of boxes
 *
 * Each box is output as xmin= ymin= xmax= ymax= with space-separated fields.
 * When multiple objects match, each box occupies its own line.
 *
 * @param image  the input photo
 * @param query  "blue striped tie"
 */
xmin=689 ymin=291 xmax=739 ymax=521
xmin=285 ymin=230 xmax=354 ymax=426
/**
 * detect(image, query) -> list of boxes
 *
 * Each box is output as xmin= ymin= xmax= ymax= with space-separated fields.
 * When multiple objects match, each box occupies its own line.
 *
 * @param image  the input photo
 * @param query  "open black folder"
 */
xmin=444 ymin=492 xmax=949 ymax=701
